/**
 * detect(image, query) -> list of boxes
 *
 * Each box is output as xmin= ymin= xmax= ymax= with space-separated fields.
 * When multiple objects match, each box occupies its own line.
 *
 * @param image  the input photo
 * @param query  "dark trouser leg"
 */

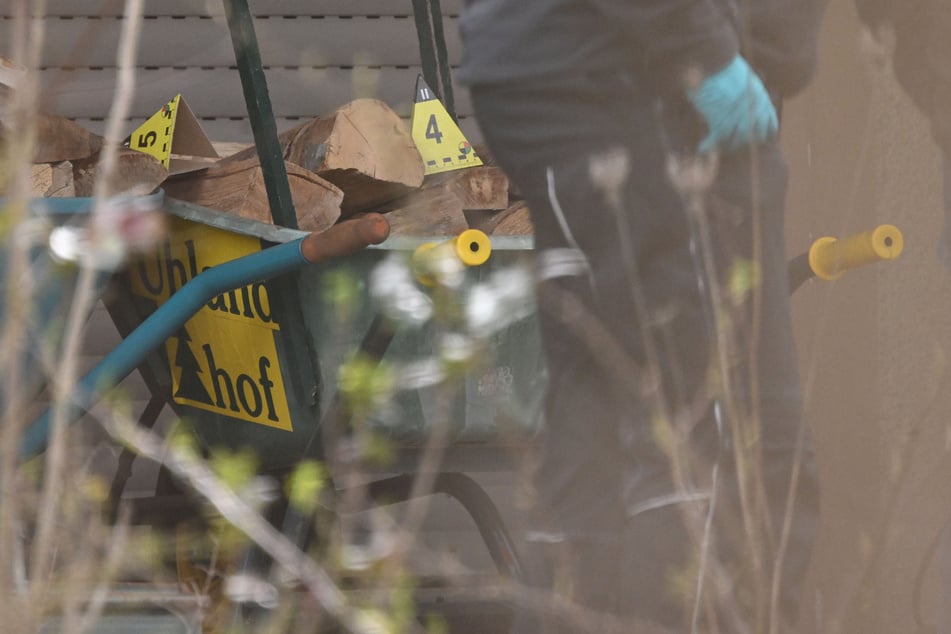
xmin=471 ymin=75 xmax=818 ymax=632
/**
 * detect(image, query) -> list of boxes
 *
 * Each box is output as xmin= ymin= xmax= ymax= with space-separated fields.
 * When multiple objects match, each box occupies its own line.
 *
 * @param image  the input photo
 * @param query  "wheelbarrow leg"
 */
xmin=106 ymin=393 xmax=166 ymax=524
xmin=364 ymin=473 xmax=524 ymax=580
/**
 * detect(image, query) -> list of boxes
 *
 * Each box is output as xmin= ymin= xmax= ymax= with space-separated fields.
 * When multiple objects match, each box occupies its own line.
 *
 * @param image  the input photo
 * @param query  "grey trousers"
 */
xmin=471 ymin=71 xmax=820 ymax=632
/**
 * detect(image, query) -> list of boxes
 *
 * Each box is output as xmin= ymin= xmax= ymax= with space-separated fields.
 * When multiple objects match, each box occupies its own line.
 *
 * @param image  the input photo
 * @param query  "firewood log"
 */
xmin=164 ymin=156 xmax=342 ymax=232
xmin=230 ymin=99 xmax=424 ymax=215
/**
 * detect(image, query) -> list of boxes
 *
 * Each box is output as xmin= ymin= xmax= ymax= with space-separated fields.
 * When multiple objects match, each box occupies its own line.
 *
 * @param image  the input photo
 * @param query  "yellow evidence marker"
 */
xmin=127 ymin=94 xmax=218 ymax=174
xmin=411 ymin=75 xmax=483 ymax=175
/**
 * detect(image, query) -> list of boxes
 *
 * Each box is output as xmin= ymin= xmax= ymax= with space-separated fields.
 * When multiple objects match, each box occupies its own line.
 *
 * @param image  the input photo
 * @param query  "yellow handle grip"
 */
xmin=808 ymin=224 xmax=904 ymax=281
xmin=412 ymin=229 xmax=492 ymax=285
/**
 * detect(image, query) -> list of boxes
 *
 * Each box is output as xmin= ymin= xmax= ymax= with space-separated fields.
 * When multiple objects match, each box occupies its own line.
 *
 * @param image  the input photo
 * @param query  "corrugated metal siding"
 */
xmin=1 ymin=1 xmax=478 ymax=142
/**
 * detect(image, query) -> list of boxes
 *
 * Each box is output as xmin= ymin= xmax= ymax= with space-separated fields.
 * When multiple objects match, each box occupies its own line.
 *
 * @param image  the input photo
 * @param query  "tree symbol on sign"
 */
xmin=173 ymin=326 xmax=212 ymax=405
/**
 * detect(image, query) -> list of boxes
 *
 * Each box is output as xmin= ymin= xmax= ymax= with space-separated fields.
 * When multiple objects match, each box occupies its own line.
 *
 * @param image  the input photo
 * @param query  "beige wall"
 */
xmin=783 ymin=0 xmax=951 ymax=630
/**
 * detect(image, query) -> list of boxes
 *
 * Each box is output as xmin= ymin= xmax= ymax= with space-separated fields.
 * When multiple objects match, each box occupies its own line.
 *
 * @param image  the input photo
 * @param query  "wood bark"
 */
xmin=164 ymin=156 xmax=343 ymax=232
xmin=72 ymin=148 xmax=167 ymax=197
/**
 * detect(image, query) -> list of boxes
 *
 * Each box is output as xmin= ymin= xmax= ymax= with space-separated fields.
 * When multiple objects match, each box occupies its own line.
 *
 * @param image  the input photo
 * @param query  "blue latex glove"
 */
xmin=687 ymin=55 xmax=779 ymax=154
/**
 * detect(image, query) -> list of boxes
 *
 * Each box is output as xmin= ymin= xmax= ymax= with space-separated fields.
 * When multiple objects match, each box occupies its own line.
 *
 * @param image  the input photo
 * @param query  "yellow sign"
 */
xmin=129 ymin=95 xmax=179 ymax=167
xmin=128 ymin=94 xmax=218 ymax=174
xmin=411 ymin=76 xmax=482 ymax=175
xmin=130 ymin=218 xmax=293 ymax=431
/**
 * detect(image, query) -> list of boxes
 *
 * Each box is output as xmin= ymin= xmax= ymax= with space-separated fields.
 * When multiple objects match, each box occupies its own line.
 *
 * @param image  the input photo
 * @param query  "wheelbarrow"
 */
xmin=8 ymin=2 xmax=909 ymax=630
xmin=111 ymin=199 xmax=540 ymax=580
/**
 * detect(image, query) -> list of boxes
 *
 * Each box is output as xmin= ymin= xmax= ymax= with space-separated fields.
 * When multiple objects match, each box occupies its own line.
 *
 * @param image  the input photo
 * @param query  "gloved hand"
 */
xmin=687 ymin=55 xmax=779 ymax=154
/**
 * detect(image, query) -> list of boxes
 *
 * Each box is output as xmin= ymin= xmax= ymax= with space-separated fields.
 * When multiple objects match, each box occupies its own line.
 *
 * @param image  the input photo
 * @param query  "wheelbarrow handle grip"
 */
xmin=808 ymin=224 xmax=904 ymax=281
xmin=300 ymin=213 xmax=391 ymax=264
xmin=787 ymin=224 xmax=904 ymax=293
xmin=412 ymin=228 xmax=492 ymax=286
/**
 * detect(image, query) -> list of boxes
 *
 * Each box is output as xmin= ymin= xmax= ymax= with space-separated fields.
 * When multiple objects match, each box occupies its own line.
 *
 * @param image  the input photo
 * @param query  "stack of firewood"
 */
xmin=5 ymin=90 xmax=531 ymax=237
xmin=2 ymin=55 xmax=168 ymax=202
xmin=6 ymin=113 xmax=169 ymax=199
xmin=164 ymin=98 xmax=532 ymax=237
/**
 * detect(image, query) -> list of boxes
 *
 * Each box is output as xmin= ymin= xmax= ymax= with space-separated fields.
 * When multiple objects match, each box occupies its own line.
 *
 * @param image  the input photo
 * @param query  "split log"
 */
xmin=444 ymin=166 xmax=509 ymax=210
xmin=377 ymin=184 xmax=468 ymax=237
xmin=31 ymin=161 xmax=74 ymax=197
xmin=230 ymin=99 xmax=424 ymax=215
xmin=466 ymin=200 xmax=533 ymax=236
xmin=164 ymin=157 xmax=343 ymax=232
xmin=72 ymin=148 xmax=167 ymax=197
xmin=32 ymin=113 xmax=104 ymax=163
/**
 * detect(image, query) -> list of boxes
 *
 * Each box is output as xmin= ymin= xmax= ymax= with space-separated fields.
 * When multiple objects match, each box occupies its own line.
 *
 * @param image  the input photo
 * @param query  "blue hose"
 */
xmin=21 ymin=237 xmax=309 ymax=459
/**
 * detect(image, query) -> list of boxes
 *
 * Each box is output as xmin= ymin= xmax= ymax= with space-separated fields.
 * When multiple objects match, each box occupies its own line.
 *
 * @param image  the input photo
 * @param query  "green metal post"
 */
xmin=222 ymin=0 xmax=298 ymax=229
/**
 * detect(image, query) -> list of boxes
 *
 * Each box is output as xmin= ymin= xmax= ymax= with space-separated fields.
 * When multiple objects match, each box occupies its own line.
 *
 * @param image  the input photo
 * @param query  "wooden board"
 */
xmin=1 ymin=16 xmax=462 ymax=69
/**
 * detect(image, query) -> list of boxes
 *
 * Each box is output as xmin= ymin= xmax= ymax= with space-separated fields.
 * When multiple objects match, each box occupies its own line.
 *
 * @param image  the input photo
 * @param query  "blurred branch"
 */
xmin=99 ymin=404 xmax=406 ymax=634
xmin=30 ymin=0 xmax=145 ymax=596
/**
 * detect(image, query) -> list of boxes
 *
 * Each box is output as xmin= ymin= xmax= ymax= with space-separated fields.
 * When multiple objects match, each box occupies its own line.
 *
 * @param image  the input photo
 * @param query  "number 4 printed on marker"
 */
xmin=425 ymin=114 xmax=443 ymax=144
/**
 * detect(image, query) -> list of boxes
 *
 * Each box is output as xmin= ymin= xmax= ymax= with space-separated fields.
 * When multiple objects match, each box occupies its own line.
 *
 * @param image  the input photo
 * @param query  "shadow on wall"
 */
xmin=782 ymin=0 xmax=951 ymax=631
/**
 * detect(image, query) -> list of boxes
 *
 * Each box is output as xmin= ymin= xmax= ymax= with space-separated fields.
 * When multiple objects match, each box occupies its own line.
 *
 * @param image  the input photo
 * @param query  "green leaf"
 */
xmin=209 ymin=447 xmax=259 ymax=491
xmin=285 ymin=460 xmax=327 ymax=514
